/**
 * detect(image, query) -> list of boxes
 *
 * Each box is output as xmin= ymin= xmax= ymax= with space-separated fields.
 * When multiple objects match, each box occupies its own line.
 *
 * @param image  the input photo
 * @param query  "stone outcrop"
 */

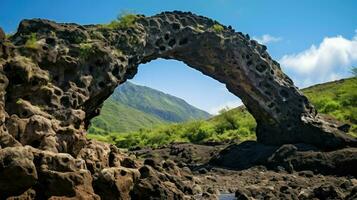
xmin=210 ymin=141 xmax=357 ymax=177
xmin=0 ymin=11 xmax=356 ymax=199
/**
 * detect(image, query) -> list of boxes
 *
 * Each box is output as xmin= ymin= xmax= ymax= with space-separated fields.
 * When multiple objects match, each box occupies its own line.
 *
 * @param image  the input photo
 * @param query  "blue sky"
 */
xmin=1 ymin=0 xmax=357 ymax=114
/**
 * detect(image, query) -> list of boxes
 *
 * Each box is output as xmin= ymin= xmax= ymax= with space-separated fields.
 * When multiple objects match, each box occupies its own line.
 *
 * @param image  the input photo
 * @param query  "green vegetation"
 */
xmin=24 ymin=33 xmax=38 ymax=49
xmin=102 ymin=12 xmax=140 ymax=29
xmin=79 ymin=43 xmax=94 ymax=59
xmin=16 ymin=98 xmax=23 ymax=105
xmin=88 ymin=98 xmax=166 ymax=134
xmin=303 ymin=77 xmax=357 ymax=136
xmin=88 ymin=77 xmax=357 ymax=148
xmin=89 ymin=106 xmax=255 ymax=149
xmin=89 ymin=82 xmax=211 ymax=134
xmin=211 ymin=24 xmax=224 ymax=33
xmin=90 ymin=107 xmax=255 ymax=149
xmin=5 ymin=33 xmax=13 ymax=38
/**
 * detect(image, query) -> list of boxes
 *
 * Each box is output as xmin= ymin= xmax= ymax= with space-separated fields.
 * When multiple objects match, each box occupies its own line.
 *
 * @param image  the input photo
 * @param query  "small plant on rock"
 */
xmin=103 ymin=12 xmax=140 ymax=29
xmin=16 ymin=98 xmax=23 ymax=105
xmin=79 ymin=43 xmax=94 ymax=59
xmin=211 ymin=24 xmax=224 ymax=33
xmin=25 ymin=33 xmax=38 ymax=49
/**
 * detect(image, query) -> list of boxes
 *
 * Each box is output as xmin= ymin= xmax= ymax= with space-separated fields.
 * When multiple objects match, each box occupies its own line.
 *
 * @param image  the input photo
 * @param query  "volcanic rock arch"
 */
xmin=113 ymin=11 xmax=356 ymax=150
xmin=0 ymin=11 xmax=355 ymax=155
xmin=1 ymin=10 xmax=357 ymax=199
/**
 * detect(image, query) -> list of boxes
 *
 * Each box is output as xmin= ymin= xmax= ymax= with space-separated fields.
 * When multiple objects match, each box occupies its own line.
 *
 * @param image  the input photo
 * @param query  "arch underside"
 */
xmin=0 ymin=11 xmax=355 ymax=156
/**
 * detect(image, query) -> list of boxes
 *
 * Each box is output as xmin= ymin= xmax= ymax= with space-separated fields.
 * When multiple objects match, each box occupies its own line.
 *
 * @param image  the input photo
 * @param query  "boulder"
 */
xmin=93 ymin=167 xmax=140 ymax=200
xmin=130 ymin=165 xmax=186 ymax=200
xmin=0 ymin=147 xmax=37 ymax=198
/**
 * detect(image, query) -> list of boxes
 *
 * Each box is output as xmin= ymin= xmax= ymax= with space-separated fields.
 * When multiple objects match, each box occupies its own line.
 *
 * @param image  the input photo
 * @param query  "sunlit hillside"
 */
xmin=88 ymin=77 xmax=357 ymax=148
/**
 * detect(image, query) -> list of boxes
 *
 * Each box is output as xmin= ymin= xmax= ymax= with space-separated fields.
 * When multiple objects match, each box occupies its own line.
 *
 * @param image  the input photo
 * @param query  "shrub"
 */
xmin=103 ymin=12 xmax=140 ymax=29
xmin=322 ymin=100 xmax=341 ymax=113
xmin=114 ymin=133 xmax=141 ymax=148
xmin=25 ymin=33 xmax=38 ymax=49
xmin=146 ymin=131 xmax=171 ymax=148
xmin=312 ymin=99 xmax=326 ymax=111
xmin=211 ymin=24 xmax=224 ymax=33
xmin=347 ymin=107 xmax=357 ymax=124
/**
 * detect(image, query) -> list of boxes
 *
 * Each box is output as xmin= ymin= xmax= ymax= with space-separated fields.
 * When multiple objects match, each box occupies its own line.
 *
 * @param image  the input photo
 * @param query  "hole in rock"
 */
xmin=27 ymin=167 xmax=34 ymax=174
xmin=164 ymin=33 xmax=170 ymax=40
xmin=21 ymin=110 xmax=29 ymax=117
xmin=120 ymin=170 xmax=127 ymax=176
xmin=172 ymin=23 xmax=181 ymax=30
xmin=98 ymin=81 xmax=106 ymax=88
xmin=168 ymin=39 xmax=176 ymax=47
xmin=87 ymin=59 xmax=257 ymax=147
xmin=179 ymin=38 xmax=188 ymax=45
xmin=30 ymin=140 xmax=41 ymax=148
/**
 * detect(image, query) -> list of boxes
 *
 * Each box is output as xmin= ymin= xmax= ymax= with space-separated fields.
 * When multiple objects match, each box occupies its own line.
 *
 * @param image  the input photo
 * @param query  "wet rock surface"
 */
xmin=0 ymin=11 xmax=356 ymax=199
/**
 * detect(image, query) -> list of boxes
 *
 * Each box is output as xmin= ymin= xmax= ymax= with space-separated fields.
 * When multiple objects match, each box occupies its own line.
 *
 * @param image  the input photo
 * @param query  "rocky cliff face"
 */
xmin=0 ymin=11 xmax=356 ymax=199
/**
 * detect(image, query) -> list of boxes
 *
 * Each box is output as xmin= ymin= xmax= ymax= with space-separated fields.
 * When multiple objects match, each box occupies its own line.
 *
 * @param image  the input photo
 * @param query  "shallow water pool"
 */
xmin=219 ymin=193 xmax=235 ymax=200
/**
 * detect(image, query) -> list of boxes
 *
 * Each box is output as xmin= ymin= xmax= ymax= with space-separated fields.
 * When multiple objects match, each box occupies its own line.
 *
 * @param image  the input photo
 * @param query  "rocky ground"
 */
xmin=131 ymin=141 xmax=357 ymax=200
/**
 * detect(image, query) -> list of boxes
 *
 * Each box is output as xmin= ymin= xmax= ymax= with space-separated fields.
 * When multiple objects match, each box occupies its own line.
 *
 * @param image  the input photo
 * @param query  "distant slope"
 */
xmin=88 ymin=99 xmax=165 ymax=134
xmin=211 ymin=77 xmax=357 ymax=134
xmin=302 ymin=77 xmax=357 ymax=130
xmin=89 ymin=82 xmax=211 ymax=134
xmin=111 ymin=82 xmax=211 ymax=122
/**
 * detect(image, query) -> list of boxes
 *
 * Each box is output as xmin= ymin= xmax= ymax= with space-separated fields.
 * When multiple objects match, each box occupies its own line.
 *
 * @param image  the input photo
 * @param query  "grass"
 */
xmin=211 ymin=24 xmax=224 ymax=33
xmin=24 ymin=33 xmax=38 ymax=49
xmin=303 ymin=77 xmax=357 ymax=136
xmin=88 ymin=98 xmax=166 ymax=134
xmin=102 ymin=12 xmax=140 ymax=29
xmin=88 ymin=77 xmax=357 ymax=148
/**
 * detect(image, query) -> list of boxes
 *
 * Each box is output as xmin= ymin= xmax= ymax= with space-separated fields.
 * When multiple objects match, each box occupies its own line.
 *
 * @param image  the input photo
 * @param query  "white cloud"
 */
xmin=280 ymin=31 xmax=357 ymax=87
xmin=209 ymin=100 xmax=242 ymax=115
xmin=253 ymin=34 xmax=282 ymax=45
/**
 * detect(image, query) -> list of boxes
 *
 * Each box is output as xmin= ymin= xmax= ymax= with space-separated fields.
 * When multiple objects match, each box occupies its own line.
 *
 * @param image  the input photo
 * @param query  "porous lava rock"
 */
xmin=210 ymin=141 xmax=357 ymax=177
xmin=0 ymin=11 xmax=356 ymax=199
xmin=0 ymin=28 xmax=5 ymax=42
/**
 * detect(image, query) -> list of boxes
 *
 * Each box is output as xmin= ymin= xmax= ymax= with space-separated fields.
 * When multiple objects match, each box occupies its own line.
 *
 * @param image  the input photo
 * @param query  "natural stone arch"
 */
xmin=117 ymin=11 xmax=356 ymax=149
xmin=0 ymin=11 xmax=355 ymax=155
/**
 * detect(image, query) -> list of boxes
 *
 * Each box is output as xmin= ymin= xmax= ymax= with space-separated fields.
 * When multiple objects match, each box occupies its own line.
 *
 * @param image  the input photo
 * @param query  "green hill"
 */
xmin=88 ymin=77 xmax=357 ymax=148
xmin=88 ymin=99 xmax=165 ymax=134
xmin=302 ymin=78 xmax=357 ymax=128
xmin=88 ymin=82 xmax=211 ymax=134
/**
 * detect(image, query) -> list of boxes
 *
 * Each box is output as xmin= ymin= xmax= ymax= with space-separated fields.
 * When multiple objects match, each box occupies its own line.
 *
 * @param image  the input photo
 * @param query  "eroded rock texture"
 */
xmin=0 ymin=11 xmax=356 ymax=199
